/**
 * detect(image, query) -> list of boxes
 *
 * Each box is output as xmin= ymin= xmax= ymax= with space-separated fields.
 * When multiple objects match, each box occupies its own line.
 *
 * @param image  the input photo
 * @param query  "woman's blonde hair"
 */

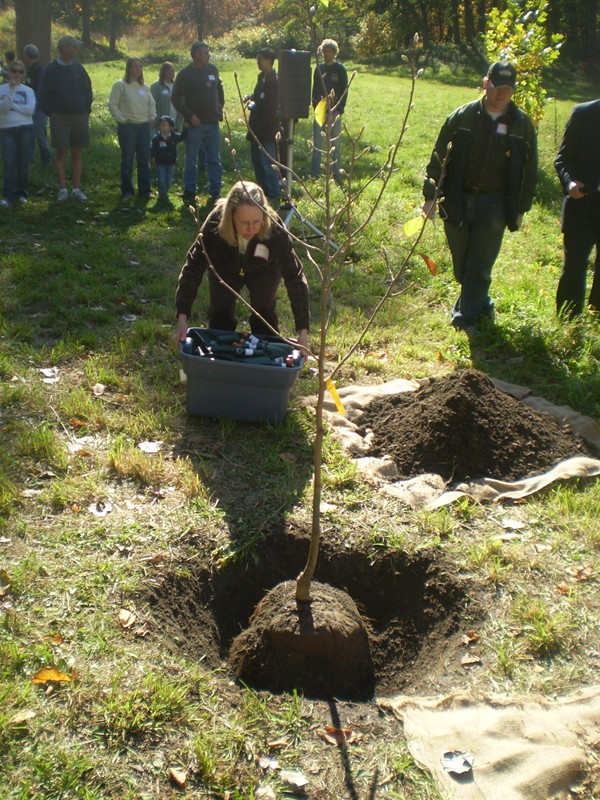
xmin=217 ymin=181 xmax=273 ymax=246
xmin=124 ymin=57 xmax=144 ymax=85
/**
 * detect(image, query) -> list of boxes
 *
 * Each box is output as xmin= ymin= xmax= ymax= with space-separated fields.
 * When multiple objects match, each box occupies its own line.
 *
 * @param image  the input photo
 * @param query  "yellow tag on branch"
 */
xmin=326 ymin=378 xmax=345 ymax=415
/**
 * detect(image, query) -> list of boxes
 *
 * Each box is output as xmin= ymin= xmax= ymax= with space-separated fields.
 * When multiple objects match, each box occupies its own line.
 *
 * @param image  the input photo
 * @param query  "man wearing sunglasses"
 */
xmin=422 ymin=62 xmax=538 ymax=332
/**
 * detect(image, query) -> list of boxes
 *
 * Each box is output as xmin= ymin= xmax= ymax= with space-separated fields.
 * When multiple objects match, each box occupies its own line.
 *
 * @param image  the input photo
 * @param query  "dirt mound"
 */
xmin=357 ymin=369 xmax=593 ymax=483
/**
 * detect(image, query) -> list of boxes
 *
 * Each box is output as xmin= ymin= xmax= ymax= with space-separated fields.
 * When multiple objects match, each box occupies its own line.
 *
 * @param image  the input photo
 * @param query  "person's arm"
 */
xmin=171 ymin=71 xmax=192 ymax=123
xmin=15 ymin=86 xmax=36 ymax=119
xmin=272 ymin=227 xmax=311 ymax=342
xmin=555 ymin=105 xmax=584 ymax=196
xmin=108 ymin=80 xmax=126 ymax=123
xmin=422 ymin=112 xmax=453 ymax=206
xmin=335 ymin=63 xmax=348 ymax=115
xmin=174 ymin=217 xmax=217 ymax=346
xmin=146 ymin=85 xmax=156 ymax=125
xmin=311 ymin=65 xmax=322 ymax=107
xmin=518 ymin=114 xmax=538 ymax=215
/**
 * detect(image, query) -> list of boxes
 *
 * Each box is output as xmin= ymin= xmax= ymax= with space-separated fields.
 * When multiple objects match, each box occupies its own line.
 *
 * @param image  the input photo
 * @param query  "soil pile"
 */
xmin=357 ymin=369 xmax=593 ymax=483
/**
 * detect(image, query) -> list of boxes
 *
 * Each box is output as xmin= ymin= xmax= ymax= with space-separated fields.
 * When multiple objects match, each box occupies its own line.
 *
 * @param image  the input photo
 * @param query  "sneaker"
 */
xmin=18 ymin=196 xmax=28 ymax=205
xmin=0 ymin=198 xmax=10 ymax=208
xmin=72 ymin=188 xmax=87 ymax=201
xmin=57 ymin=188 xmax=68 ymax=201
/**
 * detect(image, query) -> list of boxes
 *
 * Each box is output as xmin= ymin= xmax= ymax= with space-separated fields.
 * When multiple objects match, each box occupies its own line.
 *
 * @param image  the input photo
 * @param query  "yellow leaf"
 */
xmin=403 ymin=215 xmax=425 ymax=238
xmin=32 ymin=666 xmax=74 ymax=684
xmin=315 ymin=98 xmax=328 ymax=126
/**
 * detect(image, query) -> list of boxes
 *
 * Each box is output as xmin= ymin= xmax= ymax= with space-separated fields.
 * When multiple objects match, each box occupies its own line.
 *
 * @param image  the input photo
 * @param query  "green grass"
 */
xmin=1 ymin=49 xmax=600 ymax=799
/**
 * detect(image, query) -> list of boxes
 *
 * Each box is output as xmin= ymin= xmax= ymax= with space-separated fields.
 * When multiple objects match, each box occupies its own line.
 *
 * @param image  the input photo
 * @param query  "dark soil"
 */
xmin=146 ymin=526 xmax=476 ymax=699
xmin=229 ymin=580 xmax=374 ymax=699
xmin=357 ymin=369 xmax=594 ymax=482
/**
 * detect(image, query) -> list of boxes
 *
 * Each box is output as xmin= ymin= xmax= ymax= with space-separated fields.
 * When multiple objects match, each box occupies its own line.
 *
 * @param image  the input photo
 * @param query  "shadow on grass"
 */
xmin=172 ymin=402 xmax=314 ymax=551
xmin=468 ymin=320 xmax=600 ymax=419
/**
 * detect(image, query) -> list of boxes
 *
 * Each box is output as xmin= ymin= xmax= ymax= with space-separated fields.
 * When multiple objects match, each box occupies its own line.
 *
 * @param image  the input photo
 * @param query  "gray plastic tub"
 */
xmin=180 ymin=328 xmax=302 ymax=423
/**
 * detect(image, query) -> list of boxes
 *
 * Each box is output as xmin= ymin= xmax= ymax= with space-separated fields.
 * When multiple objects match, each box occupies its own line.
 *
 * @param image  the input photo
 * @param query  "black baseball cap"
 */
xmin=486 ymin=61 xmax=517 ymax=89
xmin=160 ymin=115 xmax=174 ymax=127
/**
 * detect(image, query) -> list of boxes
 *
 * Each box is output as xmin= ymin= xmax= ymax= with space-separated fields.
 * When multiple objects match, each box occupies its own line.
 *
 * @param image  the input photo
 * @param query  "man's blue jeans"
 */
xmin=311 ymin=114 xmax=342 ymax=183
xmin=444 ymin=192 xmax=506 ymax=327
xmin=183 ymin=122 xmax=222 ymax=197
xmin=1 ymin=125 xmax=34 ymax=201
xmin=29 ymin=109 xmax=52 ymax=165
xmin=117 ymin=122 xmax=151 ymax=196
xmin=250 ymin=139 xmax=280 ymax=201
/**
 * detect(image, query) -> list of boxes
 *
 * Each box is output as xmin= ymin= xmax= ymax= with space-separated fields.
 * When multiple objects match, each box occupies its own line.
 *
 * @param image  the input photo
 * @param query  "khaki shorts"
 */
xmin=50 ymin=112 xmax=90 ymax=149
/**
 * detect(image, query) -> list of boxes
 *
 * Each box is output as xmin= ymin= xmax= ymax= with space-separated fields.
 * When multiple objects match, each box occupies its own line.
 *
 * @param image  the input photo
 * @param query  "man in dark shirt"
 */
xmin=310 ymin=38 xmax=348 ymax=184
xmin=422 ymin=62 xmax=537 ymax=331
xmin=172 ymin=41 xmax=224 ymax=204
xmin=245 ymin=47 xmax=280 ymax=203
xmin=554 ymin=99 xmax=600 ymax=317
xmin=37 ymin=35 xmax=93 ymax=201
xmin=23 ymin=43 xmax=52 ymax=166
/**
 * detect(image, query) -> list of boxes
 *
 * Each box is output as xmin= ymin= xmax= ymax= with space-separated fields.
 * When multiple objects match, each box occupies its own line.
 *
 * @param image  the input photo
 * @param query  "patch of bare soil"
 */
xmin=356 ymin=369 xmax=594 ymax=482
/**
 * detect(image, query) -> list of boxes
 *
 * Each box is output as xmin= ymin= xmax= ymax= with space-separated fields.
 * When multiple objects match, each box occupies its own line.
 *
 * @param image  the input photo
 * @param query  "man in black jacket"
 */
xmin=172 ymin=41 xmax=224 ymax=203
xmin=245 ymin=48 xmax=280 ymax=203
xmin=554 ymin=99 xmax=600 ymax=317
xmin=423 ymin=62 xmax=537 ymax=331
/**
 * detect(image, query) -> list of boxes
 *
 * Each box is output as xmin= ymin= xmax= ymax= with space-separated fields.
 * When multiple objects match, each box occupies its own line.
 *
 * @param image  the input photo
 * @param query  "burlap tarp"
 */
xmin=311 ymin=377 xmax=600 ymax=507
xmin=381 ymin=685 xmax=600 ymax=799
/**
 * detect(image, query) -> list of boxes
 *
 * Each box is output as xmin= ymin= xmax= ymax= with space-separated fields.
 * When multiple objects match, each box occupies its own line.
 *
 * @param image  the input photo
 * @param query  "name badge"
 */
xmin=255 ymin=243 xmax=269 ymax=260
xmin=496 ymin=123 xmax=508 ymax=135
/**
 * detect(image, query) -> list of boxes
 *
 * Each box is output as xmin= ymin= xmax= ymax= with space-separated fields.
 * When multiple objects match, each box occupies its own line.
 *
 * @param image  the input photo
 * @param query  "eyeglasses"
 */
xmin=10 ymin=68 xmax=24 ymax=74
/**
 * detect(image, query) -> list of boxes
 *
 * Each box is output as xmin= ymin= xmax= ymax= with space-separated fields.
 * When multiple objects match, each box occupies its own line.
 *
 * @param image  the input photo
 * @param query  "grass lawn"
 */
xmin=1 ymin=53 xmax=599 ymax=798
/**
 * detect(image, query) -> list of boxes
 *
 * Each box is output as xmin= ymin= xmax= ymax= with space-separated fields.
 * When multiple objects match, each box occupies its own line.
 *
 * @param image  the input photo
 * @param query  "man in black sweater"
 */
xmin=172 ymin=41 xmax=224 ymax=204
xmin=554 ymin=99 xmax=600 ymax=317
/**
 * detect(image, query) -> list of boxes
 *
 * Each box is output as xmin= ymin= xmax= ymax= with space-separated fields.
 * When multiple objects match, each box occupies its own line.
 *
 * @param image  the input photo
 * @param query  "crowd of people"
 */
xmin=1 ymin=35 xmax=598 ymax=342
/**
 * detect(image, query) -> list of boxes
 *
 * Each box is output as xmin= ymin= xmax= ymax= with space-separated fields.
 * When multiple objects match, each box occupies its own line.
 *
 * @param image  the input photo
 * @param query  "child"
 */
xmin=150 ymin=115 xmax=185 ymax=198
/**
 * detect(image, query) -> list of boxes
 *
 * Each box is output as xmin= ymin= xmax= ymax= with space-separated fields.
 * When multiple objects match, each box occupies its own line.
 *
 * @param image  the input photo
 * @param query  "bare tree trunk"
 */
xmin=450 ymin=0 xmax=461 ymax=44
xmin=15 ymin=0 xmax=52 ymax=64
xmin=109 ymin=6 xmax=119 ymax=53
xmin=81 ymin=0 xmax=92 ymax=47
xmin=193 ymin=0 xmax=205 ymax=41
xmin=464 ymin=0 xmax=476 ymax=42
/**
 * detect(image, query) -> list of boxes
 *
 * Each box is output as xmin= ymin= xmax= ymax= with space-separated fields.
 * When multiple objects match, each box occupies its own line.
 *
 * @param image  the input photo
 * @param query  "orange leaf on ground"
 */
xmin=168 ymin=767 xmax=187 ymax=787
xmin=32 ymin=666 xmax=75 ymax=684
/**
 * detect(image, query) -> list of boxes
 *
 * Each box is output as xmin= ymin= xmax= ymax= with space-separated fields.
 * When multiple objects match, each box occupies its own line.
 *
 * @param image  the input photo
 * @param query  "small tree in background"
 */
xmin=485 ymin=0 xmax=563 ymax=127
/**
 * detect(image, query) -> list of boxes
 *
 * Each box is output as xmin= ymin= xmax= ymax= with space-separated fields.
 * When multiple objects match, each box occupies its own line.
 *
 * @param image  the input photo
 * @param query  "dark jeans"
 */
xmin=250 ymin=139 xmax=280 ymax=201
xmin=1 ymin=125 xmax=34 ymax=201
xmin=117 ymin=121 xmax=151 ymax=196
xmin=29 ymin=109 xmax=52 ymax=165
xmin=155 ymin=164 xmax=174 ymax=196
xmin=183 ymin=123 xmax=221 ymax=197
xmin=557 ymin=194 xmax=600 ymax=316
xmin=444 ymin=192 xmax=506 ymax=326
xmin=206 ymin=266 xmax=281 ymax=335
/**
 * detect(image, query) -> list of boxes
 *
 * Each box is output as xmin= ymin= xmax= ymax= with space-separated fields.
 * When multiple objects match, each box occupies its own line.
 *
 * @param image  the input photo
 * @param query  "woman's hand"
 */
xmin=297 ymin=329 xmax=310 ymax=362
xmin=175 ymin=315 xmax=189 ymax=349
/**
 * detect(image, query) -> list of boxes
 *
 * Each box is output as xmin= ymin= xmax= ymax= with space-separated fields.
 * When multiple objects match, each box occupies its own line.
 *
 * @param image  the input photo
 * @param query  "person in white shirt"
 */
xmin=0 ymin=59 xmax=35 ymax=206
xmin=108 ymin=57 xmax=156 ymax=201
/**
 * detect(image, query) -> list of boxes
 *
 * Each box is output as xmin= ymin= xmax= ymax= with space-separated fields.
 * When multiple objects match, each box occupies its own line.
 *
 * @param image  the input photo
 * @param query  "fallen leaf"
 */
xmin=500 ymin=517 xmax=526 ymax=530
xmin=461 ymin=631 xmax=480 ymax=646
xmin=280 ymin=770 xmax=309 ymax=791
xmin=43 ymin=633 xmax=64 ymax=645
xmin=574 ymin=566 xmax=593 ymax=582
xmin=168 ymin=766 xmax=187 ymax=788
xmin=10 ymin=709 xmax=36 ymax=725
xmin=92 ymin=383 xmax=105 ymax=396
xmin=258 ymin=754 xmax=279 ymax=769
xmin=442 ymin=750 xmax=474 ymax=775
xmin=68 ymin=443 xmax=92 ymax=456
xmin=118 ymin=609 xmax=137 ymax=629
xmin=32 ymin=666 xmax=76 ymax=685
xmin=138 ymin=441 xmax=163 ymax=454
xmin=267 ymin=739 xmax=289 ymax=750
xmin=255 ymin=787 xmax=276 ymax=800
xmin=534 ymin=543 xmax=552 ymax=553
xmin=278 ymin=452 xmax=298 ymax=464
xmin=557 ymin=582 xmax=571 ymax=595
xmin=461 ymin=653 xmax=482 ymax=668
xmin=39 ymin=367 xmax=57 ymax=378
xmin=70 ymin=418 xmax=88 ymax=427
xmin=320 ymin=726 xmax=357 ymax=745
xmin=0 ymin=570 xmax=11 ymax=597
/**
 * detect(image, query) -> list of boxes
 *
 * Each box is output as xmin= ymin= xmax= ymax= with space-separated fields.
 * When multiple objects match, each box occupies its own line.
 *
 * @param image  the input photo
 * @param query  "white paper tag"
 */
xmin=496 ymin=123 xmax=508 ymax=135
xmin=255 ymin=243 xmax=269 ymax=260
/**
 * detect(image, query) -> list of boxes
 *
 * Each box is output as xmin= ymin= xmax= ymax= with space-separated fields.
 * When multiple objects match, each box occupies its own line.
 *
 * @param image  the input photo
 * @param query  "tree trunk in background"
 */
xmin=450 ymin=0 xmax=461 ymax=44
xmin=15 ymin=0 xmax=52 ymax=64
xmin=82 ymin=0 xmax=92 ymax=47
xmin=464 ymin=0 xmax=475 ymax=41
xmin=476 ymin=0 xmax=487 ymax=34
xmin=193 ymin=0 xmax=205 ymax=41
